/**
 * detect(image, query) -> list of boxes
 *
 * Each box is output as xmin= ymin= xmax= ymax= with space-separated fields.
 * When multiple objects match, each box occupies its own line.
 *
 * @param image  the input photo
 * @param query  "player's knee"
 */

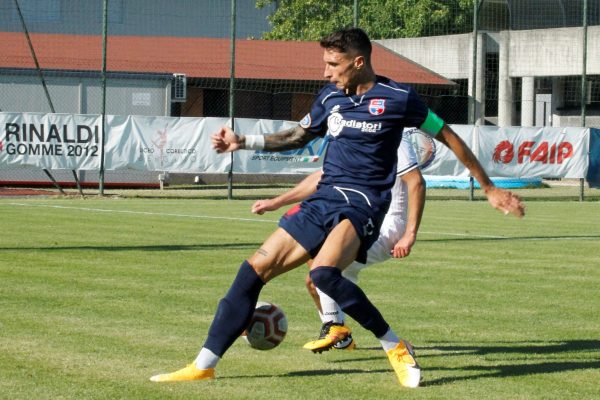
xmin=309 ymin=266 xmax=342 ymax=294
xmin=305 ymin=274 xmax=315 ymax=291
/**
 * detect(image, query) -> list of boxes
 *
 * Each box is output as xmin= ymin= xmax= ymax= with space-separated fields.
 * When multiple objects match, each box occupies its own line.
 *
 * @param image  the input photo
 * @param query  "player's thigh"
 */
xmin=311 ymin=219 xmax=360 ymax=270
xmin=248 ymin=227 xmax=311 ymax=282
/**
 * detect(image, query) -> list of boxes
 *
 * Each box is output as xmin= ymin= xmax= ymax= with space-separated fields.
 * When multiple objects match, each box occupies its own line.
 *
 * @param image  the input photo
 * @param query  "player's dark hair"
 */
xmin=320 ymin=27 xmax=372 ymax=62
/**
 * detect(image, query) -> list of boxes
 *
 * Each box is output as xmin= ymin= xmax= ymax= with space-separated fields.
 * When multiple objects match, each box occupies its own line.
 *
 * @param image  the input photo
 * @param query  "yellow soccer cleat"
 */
xmin=386 ymin=340 xmax=421 ymax=388
xmin=149 ymin=364 xmax=215 ymax=382
xmin=303 ymin=322 xmax=352 ymax=353
xmin=333 ymin=334 xmax=356 ymax=351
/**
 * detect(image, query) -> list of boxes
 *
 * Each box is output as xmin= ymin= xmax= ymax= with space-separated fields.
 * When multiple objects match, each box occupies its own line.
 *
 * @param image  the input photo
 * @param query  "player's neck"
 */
xmin=346 ymin=70 xmax=376 ymax=96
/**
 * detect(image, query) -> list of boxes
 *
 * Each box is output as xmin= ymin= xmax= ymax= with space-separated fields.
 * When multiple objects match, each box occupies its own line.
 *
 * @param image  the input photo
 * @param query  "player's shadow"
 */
xmin=326 ymin=340 xmax=600 ymax=386
xmin=0 ymin=242 xmax=263 ymax=252
xmin=223 ymin=368 xmax=390 ymax=380
xmin=284 ymin=368 xmax=389 ymax=377
xmin=422 ymin=339 xmax=600 ymax=386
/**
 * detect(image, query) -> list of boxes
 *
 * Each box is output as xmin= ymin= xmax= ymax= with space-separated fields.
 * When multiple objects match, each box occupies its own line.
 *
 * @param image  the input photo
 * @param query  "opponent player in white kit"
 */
xmin=251 ymin=135 xmax=425 ymax=350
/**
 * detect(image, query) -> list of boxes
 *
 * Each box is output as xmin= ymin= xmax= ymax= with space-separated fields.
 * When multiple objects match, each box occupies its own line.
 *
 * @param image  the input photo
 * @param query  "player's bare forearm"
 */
xmin=278 ymin=170 xmax=322 ymax=204
xmin=251 ymin=171 xmax=322 ymax=214
xmin=392 ymin=169 xmax=425 ymax=258
xmin=435 ymin=125 xmax=494 ymax=192
xmin=435 ymin=124 xmax=525 ymax=218
xmin=404 ymin=169 xmax=426 ymax=241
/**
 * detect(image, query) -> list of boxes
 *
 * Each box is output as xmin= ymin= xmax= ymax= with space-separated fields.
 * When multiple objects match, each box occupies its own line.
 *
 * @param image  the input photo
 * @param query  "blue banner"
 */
xmin=587 ymin=128 xmax=600 ymax=188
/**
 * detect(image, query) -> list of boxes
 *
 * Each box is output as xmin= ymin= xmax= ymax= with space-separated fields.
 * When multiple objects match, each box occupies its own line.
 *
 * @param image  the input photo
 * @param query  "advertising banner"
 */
xmin=0 ymin=112 xmax=592 ymax=180
xmin=231 ymin=118 xmax=327 ymax=175
xmin=477 ymin=126 xmax=589 ymax=178
xmin=106 ymin=115 xmax=230 ymax=173
xmin=0 ymin=112 xmax=101 ymax=170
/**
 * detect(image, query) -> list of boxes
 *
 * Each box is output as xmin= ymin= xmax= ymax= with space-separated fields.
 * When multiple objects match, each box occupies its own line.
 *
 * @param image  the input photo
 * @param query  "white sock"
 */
xmin=318 ymin=309 xmax=327 ymax=323
xmin=378 ymin=328 xmax=400 ymax=352
xmin=194 ymin=347 xmax=220 ymax=369
xmin=316 ymin=287 xmax=345 ymax=324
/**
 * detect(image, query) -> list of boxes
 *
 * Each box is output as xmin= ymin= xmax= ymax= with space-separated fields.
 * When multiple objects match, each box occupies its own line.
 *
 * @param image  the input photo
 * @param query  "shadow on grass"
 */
xmin=0 ymin=242 xmax=263 ymax=252
xmin=420 ymin=339 xmax=600 ymax=356
xmin=222 ymin=368 xmax=390 ymax=380
xmin=233 ymin=340 xmax=600 ymax=386
xmin=423 ymin=360 xmax=600 ymax=387
xmin=419 ymin=340 xmax=600 ymax=386
xmin=3 ymin=234 xmax=599 ymax=253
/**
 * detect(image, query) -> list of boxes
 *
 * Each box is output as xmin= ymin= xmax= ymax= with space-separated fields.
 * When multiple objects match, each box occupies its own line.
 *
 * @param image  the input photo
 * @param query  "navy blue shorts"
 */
xmin=278 ymin=185 xmax=390 ymax=264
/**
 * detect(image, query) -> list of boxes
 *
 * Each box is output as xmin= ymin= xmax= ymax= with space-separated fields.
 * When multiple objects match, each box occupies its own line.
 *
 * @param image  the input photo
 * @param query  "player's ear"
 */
xmin=353 ymin=55 xmax=365 ymax=70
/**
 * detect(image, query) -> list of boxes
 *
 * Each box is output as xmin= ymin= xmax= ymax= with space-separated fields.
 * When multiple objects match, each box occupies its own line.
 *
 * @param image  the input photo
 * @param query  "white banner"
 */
xmin=231 ymin=118 xmax=327 ymax=175
xmin=0 ymin=112 xmax=101 ymax=170
xmin=0 ymin=112 xmax=590 ymax=179
xmin=106 ymin=115 xmax=230 ymax=173
xmin=477 ymin=126 xmax=589 ymax=178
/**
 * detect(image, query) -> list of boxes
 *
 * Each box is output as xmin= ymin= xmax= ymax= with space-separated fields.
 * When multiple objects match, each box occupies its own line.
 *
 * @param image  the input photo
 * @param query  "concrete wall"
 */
xmin=509 ymin=26 xmax=600 ymax=77
xmin=377 ymin=34 xmax=472 ymax=81
xmin=378 ymin=26 xmax=600 ymax=127
xmin=0 ymin=72 xmax=170 ymax=115
xmin=378 ymin=26 xmax=600 ymax=81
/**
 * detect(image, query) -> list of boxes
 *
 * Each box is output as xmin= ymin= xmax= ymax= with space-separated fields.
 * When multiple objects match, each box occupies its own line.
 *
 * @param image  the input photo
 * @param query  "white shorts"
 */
xmin=342 ymin=213 xmax=406 ymax=283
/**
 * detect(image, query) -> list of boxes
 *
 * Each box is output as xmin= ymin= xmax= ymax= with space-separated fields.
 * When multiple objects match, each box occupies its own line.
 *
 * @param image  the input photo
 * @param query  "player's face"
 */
xmin=323 ymin=48 xmax=362 ymax=94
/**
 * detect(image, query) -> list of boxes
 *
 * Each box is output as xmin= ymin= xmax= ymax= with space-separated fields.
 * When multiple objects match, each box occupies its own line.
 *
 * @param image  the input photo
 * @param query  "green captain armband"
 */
xmin=419 ymin=109 xmax=445 ymax=136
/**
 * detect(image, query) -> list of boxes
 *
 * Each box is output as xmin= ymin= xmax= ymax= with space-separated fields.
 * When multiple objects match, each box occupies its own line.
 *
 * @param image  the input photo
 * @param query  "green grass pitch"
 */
xmin=1 ymin=196 xmax=599 ymax=399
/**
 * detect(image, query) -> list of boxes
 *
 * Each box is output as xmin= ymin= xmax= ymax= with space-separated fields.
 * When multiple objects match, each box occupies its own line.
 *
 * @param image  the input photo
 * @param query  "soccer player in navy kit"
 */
xmin=151 ymin=28 xmax=525 ymax=388
xmin=251 ymin=136 xmax=426 ymax=352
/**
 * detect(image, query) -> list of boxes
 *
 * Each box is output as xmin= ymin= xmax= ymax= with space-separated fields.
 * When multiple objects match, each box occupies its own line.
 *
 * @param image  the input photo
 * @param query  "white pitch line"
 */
xmin=9 ymin=202 xmax=590 ymax=241
xmin=6 ymin=202 xmax=277 ymax=224
xmin=419 ymin=231 xmax=507 ymax=239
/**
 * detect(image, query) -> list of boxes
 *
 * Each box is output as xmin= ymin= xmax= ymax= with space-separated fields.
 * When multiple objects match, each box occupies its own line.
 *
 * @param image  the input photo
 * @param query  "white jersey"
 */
xmin=343 ymin=137 xmax=419 ymax=283
xmin=386 ymin=134 xmax=419 ymax=217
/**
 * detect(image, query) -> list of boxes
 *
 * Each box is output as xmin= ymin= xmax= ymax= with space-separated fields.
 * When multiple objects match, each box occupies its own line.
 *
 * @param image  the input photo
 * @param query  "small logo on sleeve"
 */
xmin=299 ymin=113 xmax=312 ymax=128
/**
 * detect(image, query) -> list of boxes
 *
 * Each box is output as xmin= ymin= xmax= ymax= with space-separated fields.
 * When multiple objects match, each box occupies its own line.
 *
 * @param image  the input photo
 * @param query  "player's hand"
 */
xmin=252 ymin=199 xmax=276 ymax=215
xmin=390 ymin=234 xmax=415 ymax=258
xmin=212 ymin=125 xmax=241 ymax=153
xmin=485 ymin=187 xmax=525 ymax=218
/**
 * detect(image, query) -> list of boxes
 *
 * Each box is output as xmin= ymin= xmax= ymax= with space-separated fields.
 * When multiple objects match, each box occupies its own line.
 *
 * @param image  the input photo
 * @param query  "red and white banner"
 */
xmin=477 ymin=126 xmax=589 ymax=178
xmin=0 ymin=112 xmax=591 ymax=179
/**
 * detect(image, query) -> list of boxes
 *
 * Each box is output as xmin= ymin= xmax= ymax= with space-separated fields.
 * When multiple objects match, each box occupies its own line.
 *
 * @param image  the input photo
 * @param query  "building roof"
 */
xmin=0 ymin=32 xmax=452 ymax=85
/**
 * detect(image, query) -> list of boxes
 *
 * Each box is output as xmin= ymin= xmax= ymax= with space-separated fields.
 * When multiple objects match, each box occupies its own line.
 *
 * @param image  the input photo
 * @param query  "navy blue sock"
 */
xmin=204 ymin=260 xmax=265 ymax=357
xmin=310 ymin=266 xmax=390 ymax=338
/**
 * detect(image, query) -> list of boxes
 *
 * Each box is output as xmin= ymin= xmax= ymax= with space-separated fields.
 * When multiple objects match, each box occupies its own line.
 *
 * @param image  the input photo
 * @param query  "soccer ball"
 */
xmin=242 ymin=301 xmax=288 ymax=350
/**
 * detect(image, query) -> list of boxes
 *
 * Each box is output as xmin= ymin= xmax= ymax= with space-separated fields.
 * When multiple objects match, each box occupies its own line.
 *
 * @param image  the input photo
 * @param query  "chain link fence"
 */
xmin=1 ymin=0 xmax=599 ymax=198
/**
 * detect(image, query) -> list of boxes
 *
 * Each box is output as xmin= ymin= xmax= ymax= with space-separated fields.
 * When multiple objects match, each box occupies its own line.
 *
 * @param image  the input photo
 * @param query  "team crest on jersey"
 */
xmin=368 ymin=99 xmax=386 ymax=115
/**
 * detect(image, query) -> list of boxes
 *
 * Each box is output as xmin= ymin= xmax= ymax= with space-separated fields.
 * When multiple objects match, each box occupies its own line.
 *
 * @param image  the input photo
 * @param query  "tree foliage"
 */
xmin=256 ymin=0 xmax=474 ymax=41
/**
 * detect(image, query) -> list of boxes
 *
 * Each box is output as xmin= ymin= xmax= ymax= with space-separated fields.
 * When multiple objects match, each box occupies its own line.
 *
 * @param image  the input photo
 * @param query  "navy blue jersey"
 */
xmin=300 ymin=76 xmax=429 ymax=194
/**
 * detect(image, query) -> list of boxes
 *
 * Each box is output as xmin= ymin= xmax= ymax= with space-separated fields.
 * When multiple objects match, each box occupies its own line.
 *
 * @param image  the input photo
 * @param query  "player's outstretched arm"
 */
xmin=391 ymin=168 xmax=426 ymax=258
xmin=435 ymin=124 xmax=525 ymax=218
xmin=212 ymin=125 xmax=316 ymax=154
xmin=252 ymin=170 xmax=323 ymax=215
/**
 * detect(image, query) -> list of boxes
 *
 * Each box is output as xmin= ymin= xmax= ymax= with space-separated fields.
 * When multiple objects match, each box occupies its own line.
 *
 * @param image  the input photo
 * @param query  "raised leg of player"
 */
xmin=306 ymin=221 xmax=390 ymax=347
xmin=150 ymin=229 xmax=310 ymax=382
xmin=305 ymin=221 xmax=420 ymax=387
